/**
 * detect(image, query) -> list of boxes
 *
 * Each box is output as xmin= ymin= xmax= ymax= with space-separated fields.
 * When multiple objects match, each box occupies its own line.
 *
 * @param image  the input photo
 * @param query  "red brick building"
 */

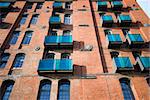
xmin=0 ymin=0 xmax=149 ymax=100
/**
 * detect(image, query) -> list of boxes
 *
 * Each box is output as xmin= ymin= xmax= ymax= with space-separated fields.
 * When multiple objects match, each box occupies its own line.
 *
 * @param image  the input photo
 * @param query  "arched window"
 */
xmin=0 ymin=80 xmax=14 ymax=100
xmin=45 ymin=53 xmax=55 ymax=59
xmin=64 ymin=14 xmax=71 ymax=24
xmin=61 ymin=53 xmax=70 ymax=59
xmin=12 ymin=53 xmax=25 ymax=68
xmin=30 ymin=14 xmax=39 ymax=24
xmin=9 ymin=31 xmax=20 ymax=45
xmin=63 ymin=30 xmax=71 ymax=36
xmin=38 ymin=80 xmax=51 ymax=100
xmin=57 ymin=79 xmax=70 ymax=100
xmin=22 ymin=31 xmax=33 ymax=44
xmin=0 ymin=53 xmax=10 ymax=68
xmin=119 ymin=78 xmax=135 ymax=100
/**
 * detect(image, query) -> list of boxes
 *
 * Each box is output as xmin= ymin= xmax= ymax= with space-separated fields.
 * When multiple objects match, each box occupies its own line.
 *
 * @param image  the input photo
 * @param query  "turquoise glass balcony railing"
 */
xmin=111 ymin=1 xmax=123 ymax=8
xmin=107 ymin=34 xmax=122 ymax=44
xmin=102 ymin=15 xmax=113 ymax=23
xmin=127 ymin=34 xmax=144 ymax=44
xmin=136 ymin=57 xmax=150 ymax=71
xmin=55 ymin=59 xmax=73 ymax=71
xmin=118 ymin=15 xmax=132 ymax=23
xmin=38 ymin=59 xmax=73 ymax=72
xmin=49 ymin=16 xmax=61 ymax=24
xmin=98 ymin=1 xmax=107 ymax=6
xmin=113 ymin=57 xmax=133 ymax=69
xmin=45 ymin=35 xmax=73 ymax=45
xmin=53 ymin=2 xmax=63 ymax=9
xmin=38 ymin=59 xmax=55 ymax=72
xmin=0 ymin=2 xmax=11 ymax=8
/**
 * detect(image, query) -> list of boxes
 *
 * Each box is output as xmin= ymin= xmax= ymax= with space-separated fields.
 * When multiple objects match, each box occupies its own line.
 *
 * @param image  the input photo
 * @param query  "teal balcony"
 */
xmin=136 ymin=57 xmax=150 ymax=71
xmin=44 ymin=35 xmax=73 ymax=46
xmin=111 ymin=1 xmax=123 ymax=8
xmin=113 ymin=57 xmax=133 ymax=71
xmin=53 ymin=1 xmax=63 ymax=9
xmin=118 ymin=15 xmax=132 ymax=23
xmin=97 ymin=1 xmax=107 ymax=11
xmin=0 ymin=2 xmax=11 ymax=8
xmin=49 ymin=16 xmax=61 ymax=24
xmin=38 ymin=59 xmax=73 ymax=72
xmin=102 ymin=15 xmax=114 ymax=26
xmin=106 ymin=34 xmax=123 ymax=44
xmin=127 ymin=34 xmax=144 ymax=45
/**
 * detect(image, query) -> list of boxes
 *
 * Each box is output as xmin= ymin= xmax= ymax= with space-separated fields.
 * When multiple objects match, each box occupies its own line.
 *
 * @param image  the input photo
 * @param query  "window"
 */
xmin=119 ymin=78 xmax=135 ymax=100
xmin=64 ymin=14 xmax=71 ymax=24
xmin=30 ymin=14 xmax=39 ymax=24
xmin=0 ymin=53 xmax=10 ymax=68
xmin=36 ymin=2 xmax=43 ymax=9
xmin=65 ymin=2 xmax=71 ymax=9
xmin=38 ymin=80 xmax=51 ymax=100
xmin=45 ymin=53 xmax=55 ymax=59
xmin=49 ymin=30 xmax=57 ymax=36
xmin=63 ymin=30 xmax=71 ymax=36
xmin=57 ymin=79 xmax=70 ymax=100
xmin=122 ymin=29 xmax=130 ymax=36
xmin=21 ymin=31 xmax=33 ymax=44
xmin=61 ymin=53 xmax=70 ymax=59
xmin=12 ymin=53 xmax=25 ymax=68
xmin=0 ymin=80 xmax=14 ymax=100
xmin=104 ymin=29 xmax=112 ymax=35
xmin=9 ymin=31 xmax=20 ymax=45
xmin=19 ymin=14 xmax=28 ymax=25
xmin=25 ymin=2 xmax=33 ymax=9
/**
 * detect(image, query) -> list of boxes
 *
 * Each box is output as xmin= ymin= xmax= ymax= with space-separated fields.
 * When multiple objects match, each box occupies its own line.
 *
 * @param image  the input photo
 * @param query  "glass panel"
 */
xmin=31 ymin=14 xmax=39 ymax=24
xmin=49 ymin=16 xmax=61 ymax=24
xmin=45 ymin=36 xmax=59 ymax=44
xmin=64 ymin=14 xmax=71 ymax=24
xmin=119 ymin=15 xmax=132 ymax=21
xmin=60 ymin=36 xmax=72 ymax=43
xmin=19 ymin=14 xmax=28 ymax=25
xmin=2 ymin=82 xmax=14 ymax=100
xmin=114 ymin=57 xmax=133 ymax=68
xmin=39 ymin=81 xmax=51 ymax=100
xmin=38 ymin=59 xmax=55 ymax=71
xmin=58 ymin=81 xmax=70 ymax=100
xmin=107 ymin=34 xmax=122 ymax=42
xmin=102 ymin=15 xmax=113 ymax=21
xmin=98 ymin=1 xmax=107 ymax=6
xmin=128 ymin=34 xmax=144 ymax=42
xmin=53 ymin=2 xmax=62 ymax=8
xmin=0 ymin=2 xmax=11 ymax=8
xmin=36 ymin=2 xmax=43 ymax=9
xmin=55 ymin=59 xmax=73 ymax=71
xmin=22 ymin=31 xmax=33 ymax=44
xmin=0 ymin=53 xmax=10 ymax=68
xmin=9 ymin=31 xmax=20 ymax=45
xmin=112 ymin=1 xmax=123 ymax=6
xmin=140 ymin=57 xmax=150 ymax=68
xmin=13 ymin=54 xmax=25 ymax=68
xmin=120 ymin=80 xmax=135 ymax=100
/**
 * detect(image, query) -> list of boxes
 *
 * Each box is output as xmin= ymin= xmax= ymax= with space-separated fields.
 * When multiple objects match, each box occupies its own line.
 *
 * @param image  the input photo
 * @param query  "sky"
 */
xmin=137 ymin=0 xmax=150 ymax=18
